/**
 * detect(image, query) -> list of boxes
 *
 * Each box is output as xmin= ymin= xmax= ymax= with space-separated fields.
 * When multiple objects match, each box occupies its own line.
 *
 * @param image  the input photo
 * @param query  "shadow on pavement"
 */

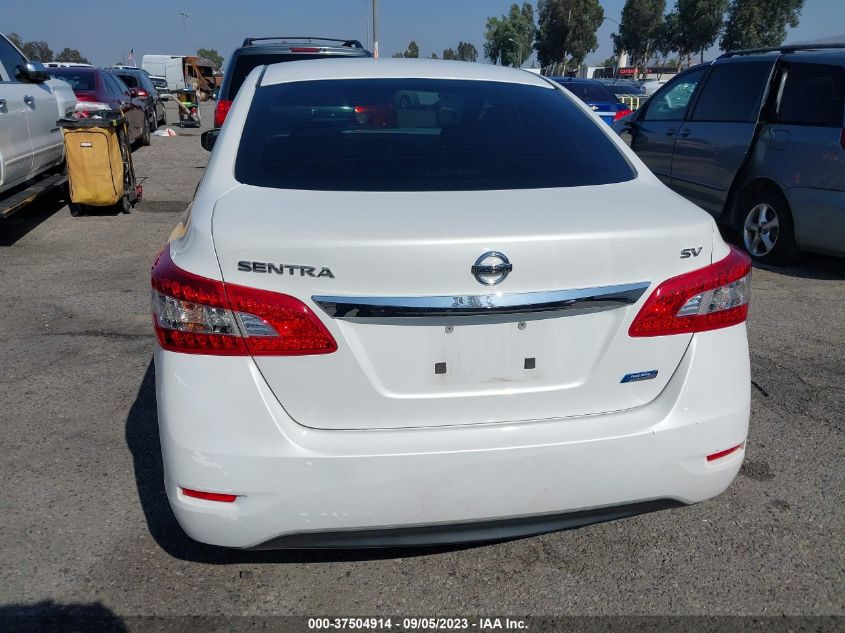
xmin=126 ymin=360 xmax=482 ymax=564
xmin=0 ymin=601 xmax=126 ymax=633
xmin=0 ymin=192 xmax=67 ymax=247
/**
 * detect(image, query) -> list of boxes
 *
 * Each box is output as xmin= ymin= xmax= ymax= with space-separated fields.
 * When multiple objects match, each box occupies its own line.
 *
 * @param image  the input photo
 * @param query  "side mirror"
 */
xmin=201 ymin=129 xmax=220 ymax=152
xmin=20 ymin=61 xmax=49 ymax=83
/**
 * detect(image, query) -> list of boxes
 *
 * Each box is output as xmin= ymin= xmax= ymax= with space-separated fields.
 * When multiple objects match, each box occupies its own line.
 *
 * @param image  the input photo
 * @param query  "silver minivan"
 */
xmin=614 ymin=45 xmax=845 ymax=264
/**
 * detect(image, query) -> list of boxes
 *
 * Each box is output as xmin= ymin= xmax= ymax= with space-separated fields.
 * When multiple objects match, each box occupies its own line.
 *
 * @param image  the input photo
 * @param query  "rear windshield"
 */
xmin=556 ymin=81 xmax=617 ymax=103
xmin=235 ymin=78 xmax=635 ymax=191
xmin=48 ymin=70 xmax=96 ymax=92
xmin=225 ymin=53 xmax=339 ymax=99
xmin=115 ymin=73 xmax=140 ymax=88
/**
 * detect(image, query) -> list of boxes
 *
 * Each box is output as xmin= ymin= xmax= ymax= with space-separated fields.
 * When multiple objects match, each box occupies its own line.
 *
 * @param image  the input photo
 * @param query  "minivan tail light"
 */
xmin=629 ymin=246 xmax=751 ymax=337
xmin=214 ymin=99 xmax=233 ymax=127
xmin=151 ymin=245 xmax=336 ymax=355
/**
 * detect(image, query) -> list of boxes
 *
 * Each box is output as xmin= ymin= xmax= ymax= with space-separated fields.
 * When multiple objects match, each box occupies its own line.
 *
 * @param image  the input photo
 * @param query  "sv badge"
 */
xmin=680 ymin=247 xmax=703 ymax=259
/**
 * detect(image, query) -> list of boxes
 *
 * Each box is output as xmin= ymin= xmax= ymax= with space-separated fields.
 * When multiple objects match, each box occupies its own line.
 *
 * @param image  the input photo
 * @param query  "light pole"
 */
xmin=372 ymin=0 xmax=379 ymax=59
xmin=507 ymin=37 xmax=522 ymax=68
xmin=179 ymin=11 xmax=190 ymax=54
xmin=602 ymin=16 xmax=622 ymax=78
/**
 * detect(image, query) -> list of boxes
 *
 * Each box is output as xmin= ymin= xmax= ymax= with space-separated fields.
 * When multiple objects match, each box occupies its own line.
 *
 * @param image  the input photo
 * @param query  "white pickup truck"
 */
xmin=0 ymin=33 xmax=77 ymax=218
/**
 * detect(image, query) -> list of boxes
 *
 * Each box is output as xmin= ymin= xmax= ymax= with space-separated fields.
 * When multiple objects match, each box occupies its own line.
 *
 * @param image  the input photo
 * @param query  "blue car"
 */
xmin=550 ymin=77 xmax=631 ymax=125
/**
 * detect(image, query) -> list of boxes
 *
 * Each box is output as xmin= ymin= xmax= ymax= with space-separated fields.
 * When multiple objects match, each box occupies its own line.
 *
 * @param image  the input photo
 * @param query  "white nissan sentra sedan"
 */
xmin=151 ymin=58 xmax=751 ymax=549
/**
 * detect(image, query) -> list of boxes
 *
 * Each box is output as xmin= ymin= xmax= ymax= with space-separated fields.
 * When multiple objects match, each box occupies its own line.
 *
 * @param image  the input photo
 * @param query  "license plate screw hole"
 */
xmin=518 ymin=322 xmax=526 ymax=330
xmin=434 ymin=362 xmax=447 ymax=375
xmin=445 ymin=326 xmax=453 ymax=334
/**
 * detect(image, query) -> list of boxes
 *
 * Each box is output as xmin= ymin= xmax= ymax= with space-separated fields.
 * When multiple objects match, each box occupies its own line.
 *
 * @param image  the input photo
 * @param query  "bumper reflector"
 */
xmin=181 ymin=488 xmax=237 ymax=503
xmin=706 ymin=442 xmax=745 ymax=462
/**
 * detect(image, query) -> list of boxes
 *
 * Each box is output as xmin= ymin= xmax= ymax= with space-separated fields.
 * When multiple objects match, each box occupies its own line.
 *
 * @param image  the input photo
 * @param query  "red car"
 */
xmin=47 ymin=67 xmax=150 ymax=146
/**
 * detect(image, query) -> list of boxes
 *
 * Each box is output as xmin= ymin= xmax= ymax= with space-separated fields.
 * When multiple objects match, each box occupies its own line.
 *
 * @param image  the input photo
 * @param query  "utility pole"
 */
xmin=372 ymin=0 xmax=379 ymax=59
xmin=179 ymin=11 xmax=190 ymax=54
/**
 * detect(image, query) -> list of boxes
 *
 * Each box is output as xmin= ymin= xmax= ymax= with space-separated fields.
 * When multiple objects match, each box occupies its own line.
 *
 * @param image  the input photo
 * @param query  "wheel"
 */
xmin=68 ymin=201 xmax=86 ymax=217
xmin=148 ymin=111 xmax=158 ymax=133
xmin=118 ymin=195 xmax=132 ymax=214
xmin=140 ymin=117 xmax=151 ymax=146
xmin=738 ymin=185 xmax=800 ymax=265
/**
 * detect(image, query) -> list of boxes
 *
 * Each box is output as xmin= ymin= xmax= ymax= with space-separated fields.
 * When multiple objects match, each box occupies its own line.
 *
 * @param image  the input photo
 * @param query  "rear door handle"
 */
xmin=665 ymin=128 xmax=677 ymax=136
xmin=0 ymin=98 xmax=6 ymax=108
xmin=24 ymin=95 xmax=35 ymax=106
xmin=678 ymin=128 xmax=692 ymax=138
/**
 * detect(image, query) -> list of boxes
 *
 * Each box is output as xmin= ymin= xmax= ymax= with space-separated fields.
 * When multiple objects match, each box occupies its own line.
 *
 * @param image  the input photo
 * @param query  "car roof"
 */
xmin=780 ymin=49 xmax=845 ymax=65
xmin=260 ymin=58 xmax=555 ymax=88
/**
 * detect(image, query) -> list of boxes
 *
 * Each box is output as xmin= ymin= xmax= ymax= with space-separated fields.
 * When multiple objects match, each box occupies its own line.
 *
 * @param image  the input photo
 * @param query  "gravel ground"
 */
xmin=0 ymin=101 xmax=842 ymax=625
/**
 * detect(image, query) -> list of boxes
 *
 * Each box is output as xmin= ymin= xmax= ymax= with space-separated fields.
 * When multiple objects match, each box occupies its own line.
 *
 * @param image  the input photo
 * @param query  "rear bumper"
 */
xmin=154 ymin=325 xmax=750 ymax=549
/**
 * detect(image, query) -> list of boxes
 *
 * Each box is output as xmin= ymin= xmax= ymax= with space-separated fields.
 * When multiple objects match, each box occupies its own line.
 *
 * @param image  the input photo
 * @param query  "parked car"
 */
xmin=149 ymin=75 xmax=171 ymax=100
xmin=155 ymin=58 xmax=752 ymax=549
xmin=613 ymin=44 xmax=845 ymax=263
xmin=214 ymin=36 xmax=371 ymax=127
xmin=46 ymin=67 xmax=149 ymax=146
xmin=550 ymin=77 xmax=632 ymax=124
xmin=110 ymin=67 xmax=166 ymax=128
xmin=0 ymin=32 xmax=77 ymax=218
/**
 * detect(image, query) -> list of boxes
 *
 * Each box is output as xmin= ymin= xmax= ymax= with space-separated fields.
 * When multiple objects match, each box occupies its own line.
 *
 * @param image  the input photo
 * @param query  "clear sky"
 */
xmin=4 ymin=0 xmax=842 ymax=68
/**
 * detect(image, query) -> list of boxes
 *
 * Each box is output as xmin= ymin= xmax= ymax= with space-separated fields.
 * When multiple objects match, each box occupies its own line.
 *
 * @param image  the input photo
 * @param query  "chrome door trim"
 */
xmin=313 ymin=282 xmax=650 ymax=321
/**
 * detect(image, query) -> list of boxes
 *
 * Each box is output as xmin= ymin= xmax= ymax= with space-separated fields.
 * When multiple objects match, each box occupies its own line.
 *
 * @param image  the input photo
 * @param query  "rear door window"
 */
xmin=235 ymin=78 xmax=636 ymax=191
xmin=642 ymin=69 xmax=706 ymax=121
xmin=777 ymin=62 xmax=845 ymax=127
xmin=691 ymin=62 xmax=772 ymax=122
xmin=560 ymin=82 xmax=616 ymax=102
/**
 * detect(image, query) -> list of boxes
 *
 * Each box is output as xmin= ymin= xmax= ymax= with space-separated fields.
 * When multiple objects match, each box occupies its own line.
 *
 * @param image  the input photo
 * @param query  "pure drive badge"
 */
xmin=238 ymin=261 xmax=335 ymax=278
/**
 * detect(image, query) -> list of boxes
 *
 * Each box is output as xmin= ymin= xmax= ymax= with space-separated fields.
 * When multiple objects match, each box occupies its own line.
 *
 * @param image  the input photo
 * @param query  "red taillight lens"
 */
xmin=181 ymin=488 xmax=237 ymax=502
xmin=214 ymin=99 xmax=233 ymax=127
xmin=629 ymin=245 xmax=751 ymax=337
xmin=137 ymin=89 xmax=148 ymax=98
xmin=151 ymin=245 xmax=337 ymax=356
xmin=614 ymin=108 xmax=633 ymax=121
xmin=706 ymin=442 xmax=744 ymax=462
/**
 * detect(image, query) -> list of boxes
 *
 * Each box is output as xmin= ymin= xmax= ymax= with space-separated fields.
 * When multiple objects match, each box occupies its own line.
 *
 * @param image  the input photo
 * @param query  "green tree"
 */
xmin=456 ymin=41 xmax=479 ymax=62
xmin=55 ymin=48 xmax=89 ymax=64
xmin=196 ymin=47 xmax=223 ymax=68
xmin=442 ymin=47 xmax=458 ymax=60
xmin=536 ymin=0 xmax=604 ymax=71
xmin=600 ymin=55 xmax=618 ymax=68
xmin=430 ymin=52 xmax=439 ymax=58
xmin=484 ymin=2 xmax=536 ymax=67
xmin=21 ymin=41 xmax=54 ymax=62
xmin=7 ymin=32 xmax=24 ymax=49
xmin=720 ymin=0 xmax=804 ymax=51
xmin=614 ymin=0 xmax=666 ymax=73
xmin=670 ymin=0 xmax=728 ymax=64
xmin=393 ymin=41 xmax=420 ymax=58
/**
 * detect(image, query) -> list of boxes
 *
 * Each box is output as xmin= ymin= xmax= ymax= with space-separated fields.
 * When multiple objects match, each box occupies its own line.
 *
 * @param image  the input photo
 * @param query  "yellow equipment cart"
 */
xmin=59 ymin=112 xmax=141 ymax=216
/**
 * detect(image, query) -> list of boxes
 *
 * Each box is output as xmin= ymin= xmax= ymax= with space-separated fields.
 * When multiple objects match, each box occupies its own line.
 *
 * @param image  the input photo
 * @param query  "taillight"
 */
xmin=290 ymin=47 xmax=320 ymax=53
xmin=151 ymin=245 xmax=337 ymax=356
xmin=214 ymin=99 xmax=233 ymax=127
xmin=614 ymin=108 xmax=633 ymax=121
xmin=137 ymin=89 xmax=148 ymax=98
xmin=629 ymin=245 xmax=751 ymax=337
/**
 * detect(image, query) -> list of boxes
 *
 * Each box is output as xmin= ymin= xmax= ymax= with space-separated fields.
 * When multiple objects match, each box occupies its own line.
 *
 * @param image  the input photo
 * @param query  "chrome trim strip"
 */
xmin=313 ymin=282 xmax=650 ymax=320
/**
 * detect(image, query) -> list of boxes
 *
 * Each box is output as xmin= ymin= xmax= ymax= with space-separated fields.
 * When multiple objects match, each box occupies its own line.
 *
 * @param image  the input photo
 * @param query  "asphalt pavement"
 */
xmin=0 ymin=101 xmax=842 ymax=623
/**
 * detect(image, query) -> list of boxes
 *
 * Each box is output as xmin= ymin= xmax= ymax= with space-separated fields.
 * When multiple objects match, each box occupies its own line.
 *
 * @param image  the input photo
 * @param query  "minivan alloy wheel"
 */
xmin=743 ymin=203 xmax=780 ymax=256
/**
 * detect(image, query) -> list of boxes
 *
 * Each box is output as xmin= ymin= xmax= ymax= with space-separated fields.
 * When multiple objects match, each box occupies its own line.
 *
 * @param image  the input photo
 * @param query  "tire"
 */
xmin=118 ymin=195 xmax=132 ymax=214
xmin=148 ymin=111 xmax=158 ymax=133
xmin=68 ymin=202 xmax=86 ymax=217
xmin=737 ymin=185 xmax=800 ymax=265
xmin=140 ymin=118 xmax=151 ymax=146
